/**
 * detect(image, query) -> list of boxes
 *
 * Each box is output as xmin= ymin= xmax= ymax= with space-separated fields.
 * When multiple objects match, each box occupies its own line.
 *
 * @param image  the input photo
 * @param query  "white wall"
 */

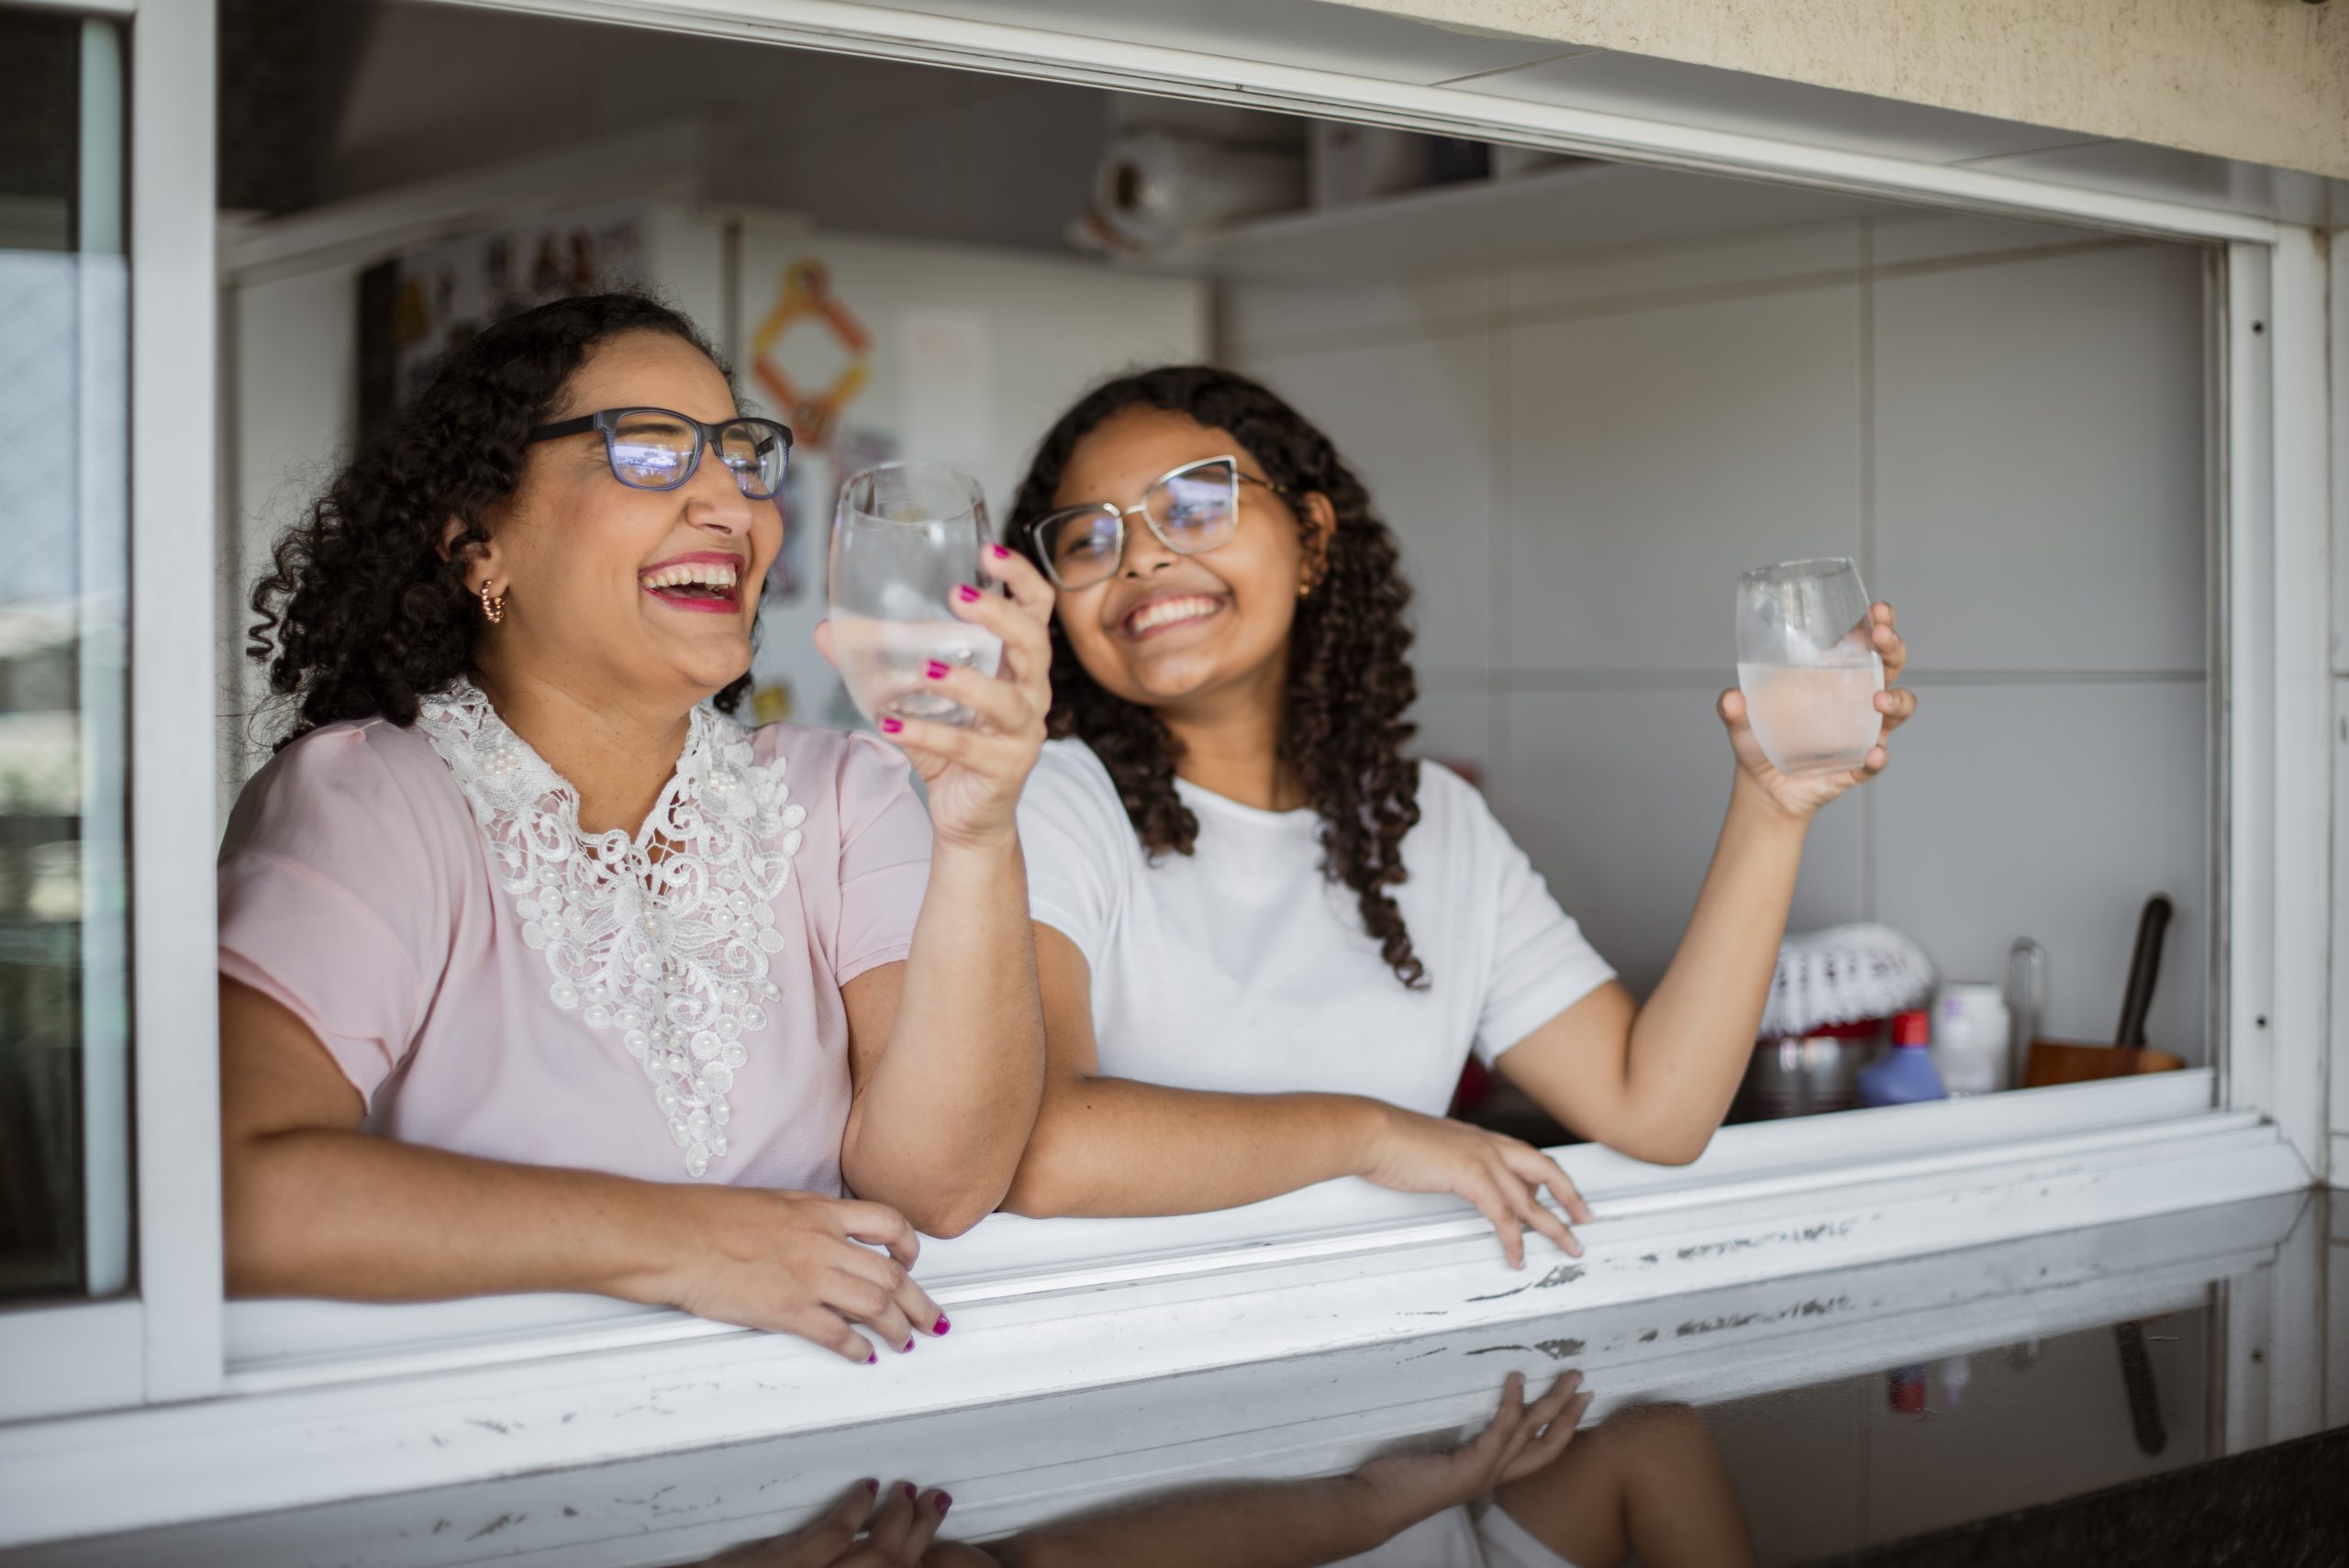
xmin=218 ymin=263 xmax=357 ymax=806
xmin=727 ymin=227 xmax=1208 ymax=726
xmin=1228 ymin=212 xmax=2212 ymax=1058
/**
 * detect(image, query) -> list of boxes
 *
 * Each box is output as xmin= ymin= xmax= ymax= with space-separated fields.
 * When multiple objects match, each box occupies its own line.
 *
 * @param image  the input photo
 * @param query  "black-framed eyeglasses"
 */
xmin=1026 ymin=455 xmax=1294 ymax=592
xmin=527 ymin=407 xmax=794 ymax=500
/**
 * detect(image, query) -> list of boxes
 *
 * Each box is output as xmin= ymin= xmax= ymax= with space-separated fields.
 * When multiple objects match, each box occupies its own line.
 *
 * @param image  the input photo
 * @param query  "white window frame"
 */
xmin=0 ymin=0 xmax=218 ymax=1426
xmin=0 ymin=0 xmax=2331 ymax=1546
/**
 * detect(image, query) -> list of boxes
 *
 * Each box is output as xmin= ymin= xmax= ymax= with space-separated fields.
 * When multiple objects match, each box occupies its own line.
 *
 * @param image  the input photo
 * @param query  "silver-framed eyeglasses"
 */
xmin=527 ymin=406 xmax=794 ymax=500
xmin=1027 ymin=455 xmax=1294 ymax=591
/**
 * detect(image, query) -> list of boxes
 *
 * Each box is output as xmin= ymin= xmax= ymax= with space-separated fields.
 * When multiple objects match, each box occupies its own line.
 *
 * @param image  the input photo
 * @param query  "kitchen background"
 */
xmin=214 ymin=0 xmax=2214 ymax=1100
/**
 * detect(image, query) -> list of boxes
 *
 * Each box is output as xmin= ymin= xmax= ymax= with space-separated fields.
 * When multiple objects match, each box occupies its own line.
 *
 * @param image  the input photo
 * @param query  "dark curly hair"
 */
xmin=248 ymin=291 xmax=751 ymax=746
xmin=1010 ymin=365 xmax=1428 ymax=988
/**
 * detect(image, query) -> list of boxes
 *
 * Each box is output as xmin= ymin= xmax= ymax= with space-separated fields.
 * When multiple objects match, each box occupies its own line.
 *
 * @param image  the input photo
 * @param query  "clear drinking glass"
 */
xmin=1734 ymin=557 xmax=1884 ymax=775
xmin=828 ymin=462 xmax=1003 ymax=728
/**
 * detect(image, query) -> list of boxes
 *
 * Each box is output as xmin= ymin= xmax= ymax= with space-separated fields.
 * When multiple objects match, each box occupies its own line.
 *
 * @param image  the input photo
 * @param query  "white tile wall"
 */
xmin=1504 ymin=686 xmax=1866 ymax=995
xmin=1236 ymin=328 xmax=1493 ymax=677
xmin=1501 ymin=220 xmax=1860 ymax=314
xmin=1872 ymin=244 xmax=2209 ymax=673
xmin=1220 ymin=269 xmax=1492 ymax=351
xmin=1505 ymin=284 xmax=1865 ymax=673
xmin=1408 ymin=684 xmax=1497 ymax=801
xmin=219 ymin=263 xmax=361 ymax=818
xmin=1873 ymin=681 xmax=2210 ymax=1055
xmin=1221 ymin=218 xmax=2212 ymax=1062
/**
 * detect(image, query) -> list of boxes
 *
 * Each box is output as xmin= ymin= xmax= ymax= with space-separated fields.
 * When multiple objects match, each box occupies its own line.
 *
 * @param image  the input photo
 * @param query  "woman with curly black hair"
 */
xmin=999 ymin=366 xmax=1915 ymax=1269
xmin=217 ymin=293 xmax=1053 ymax=1363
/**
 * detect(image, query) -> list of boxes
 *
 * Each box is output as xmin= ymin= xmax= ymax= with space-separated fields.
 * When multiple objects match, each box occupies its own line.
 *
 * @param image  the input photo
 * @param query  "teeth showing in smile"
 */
xmin=640 ymin=561 xmax=740 ymax=592
xmin=1125 ymin=595 xmax=1222 ymax=635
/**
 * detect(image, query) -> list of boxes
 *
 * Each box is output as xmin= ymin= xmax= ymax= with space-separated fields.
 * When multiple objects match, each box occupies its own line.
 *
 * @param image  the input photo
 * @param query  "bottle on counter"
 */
xmin=1932 ymin=982 xmax=2011 ymax=1096
xmin=1857 ymin=1008 xmax=1947 ymax=1107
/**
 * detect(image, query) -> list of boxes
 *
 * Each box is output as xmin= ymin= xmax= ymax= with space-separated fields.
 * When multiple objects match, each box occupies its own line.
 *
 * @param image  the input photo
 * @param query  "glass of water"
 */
xmin=1734 ymin=557 xmax=1884 ymax=775
xmin=829 ymin=462 xmax=1003 ymax=728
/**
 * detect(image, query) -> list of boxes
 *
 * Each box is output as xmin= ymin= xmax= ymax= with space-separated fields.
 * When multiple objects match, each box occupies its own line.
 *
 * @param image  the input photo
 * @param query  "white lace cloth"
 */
xmin=415 ymin=680 xmax=806 ymax=1178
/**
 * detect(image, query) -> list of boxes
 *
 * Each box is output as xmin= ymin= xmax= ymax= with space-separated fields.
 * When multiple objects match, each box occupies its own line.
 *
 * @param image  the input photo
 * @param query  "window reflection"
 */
xmin=0 ymin=10 xmax=129 ymax=1302
xmin=694 ymin=1381 xmax=1753 ymax=1568
xmin=683 ymin=1303 xmax=2218 ymax=1565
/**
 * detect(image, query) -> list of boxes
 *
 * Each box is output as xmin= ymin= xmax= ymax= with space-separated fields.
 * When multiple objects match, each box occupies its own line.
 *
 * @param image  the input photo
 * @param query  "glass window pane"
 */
xmin=0 ymin=12 xmax=129 ymax=1304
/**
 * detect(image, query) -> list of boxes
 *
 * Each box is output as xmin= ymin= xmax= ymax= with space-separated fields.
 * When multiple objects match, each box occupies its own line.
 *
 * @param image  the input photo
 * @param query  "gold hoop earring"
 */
xmin=479 ymin=582 xmax=507 ymax=624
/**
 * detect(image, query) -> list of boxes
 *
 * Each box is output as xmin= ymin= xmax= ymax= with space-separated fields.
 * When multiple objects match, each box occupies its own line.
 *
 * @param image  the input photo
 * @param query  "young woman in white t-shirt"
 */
xmin=990 ymin=367 xmax=1834 ymax=1568
xmin=999 ymin=366 xmax=1915 ymax=1262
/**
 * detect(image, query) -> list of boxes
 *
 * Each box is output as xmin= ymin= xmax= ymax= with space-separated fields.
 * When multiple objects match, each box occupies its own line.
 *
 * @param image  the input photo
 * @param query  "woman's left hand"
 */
xmin=1353 ymin=1371 xmax=1592 ymax=1537
xmin=881 ymin=546 xmax=1054 ymax=851
xmin=1718 ymin=601 xmax=1914 ymax=821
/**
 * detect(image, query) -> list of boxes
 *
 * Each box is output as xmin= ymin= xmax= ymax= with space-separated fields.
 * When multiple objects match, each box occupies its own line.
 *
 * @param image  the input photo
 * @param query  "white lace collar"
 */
xmin=414 ymin=679 xmax=805 ymax=1179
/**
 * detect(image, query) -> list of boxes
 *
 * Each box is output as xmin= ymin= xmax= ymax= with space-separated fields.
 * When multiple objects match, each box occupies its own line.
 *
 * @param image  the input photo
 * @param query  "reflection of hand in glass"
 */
xmin=966 ymin=1372 xmax=1587 ymax=1568
xmin=699 ymin=1479 xmax=955 ymax=1566
xmin=688 ymin=1379 xmax=1755 ymax=1568
xmin=1491 ymin=1402 xmax=1757 ymax=1568
xmin=1353 ymin=1370 xmax=1592 ymax=1536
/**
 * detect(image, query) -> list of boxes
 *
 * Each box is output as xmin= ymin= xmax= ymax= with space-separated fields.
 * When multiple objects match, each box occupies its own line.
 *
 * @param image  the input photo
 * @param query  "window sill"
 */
xmin=219 ymin=1070 xmax=2231 ymax=1385
xmin=0 ymin=1071 xmax=2309 ymax=1548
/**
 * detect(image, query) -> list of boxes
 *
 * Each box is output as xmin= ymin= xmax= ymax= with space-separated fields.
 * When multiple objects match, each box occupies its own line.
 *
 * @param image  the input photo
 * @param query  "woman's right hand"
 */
xmin=878 ymin=545 xmax=1055 ymax=853
xmin=642 ymin=1187 xmax=947 ymax=1363
xmin=1355 ymin=1105 xmax=1592 ymax=1267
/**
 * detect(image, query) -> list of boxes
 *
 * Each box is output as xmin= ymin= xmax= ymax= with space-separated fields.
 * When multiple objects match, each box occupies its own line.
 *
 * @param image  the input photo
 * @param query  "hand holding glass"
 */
xmin=829 ymin=463 xmax=1003 ymax=728
xmin=1735 ymin=558 xmax=1884 ymax=775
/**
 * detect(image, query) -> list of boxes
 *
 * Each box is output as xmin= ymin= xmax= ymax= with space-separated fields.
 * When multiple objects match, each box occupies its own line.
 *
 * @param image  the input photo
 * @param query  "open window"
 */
xmin=0 ymin=0 xmax=2329 ymax=1545
xmin=0 ymin=0 xmax=211 ymax=1428
xmin=214 ymin=0 xmax=2249 ymax=1317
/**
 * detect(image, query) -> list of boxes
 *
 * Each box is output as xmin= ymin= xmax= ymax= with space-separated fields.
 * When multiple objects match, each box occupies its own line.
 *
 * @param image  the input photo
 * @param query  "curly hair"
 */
xmin=1010 ymin=365 xmax=1428 ymax=988
xmin=248 ymin=291 xmax=751 ymax=746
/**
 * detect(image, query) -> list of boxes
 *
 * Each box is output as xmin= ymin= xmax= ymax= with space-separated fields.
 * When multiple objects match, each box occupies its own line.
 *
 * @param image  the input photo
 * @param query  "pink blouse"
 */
xmin=217 ymin=683 xmax=931 ymax=1195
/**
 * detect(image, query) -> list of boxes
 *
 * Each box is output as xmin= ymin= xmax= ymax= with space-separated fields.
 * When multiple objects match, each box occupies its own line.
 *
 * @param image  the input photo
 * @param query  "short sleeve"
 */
xmin=830 ymin=731 xmax=933 ymax=984
xmin=217 ymin=726 xmax=451 ymax=1108
xmin=1013 ymin=741 xmax=1130 ymax=973
xmin=1454 ymin=779 xmax=1617 ymax=1068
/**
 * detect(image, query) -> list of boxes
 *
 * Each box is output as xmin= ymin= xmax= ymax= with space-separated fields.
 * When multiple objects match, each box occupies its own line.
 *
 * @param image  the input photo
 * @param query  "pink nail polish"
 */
xmin=935 ymin=1492 xmax=953 ymax=1515
xmin=865 ymin=1350 xmax=877 ymax=1364
xmin=863 ymin=1478 xmax=880 ymax=1496
xmin=924 ymin=659 xmax=950 ymax=680
xmin=956 ymin=584 xmax=981 ymax=603
xmin=933 ymin=1314 xmax=951 ymax=1335
xmin=903 ymin=1483 xmax=918 ymax=1502
xmin=902 ymin=1337 xmax=916 ymax=1353
xmin=989 ymin=543 xmax=1010 ymax=559
xmin=879 ymin=716 xmax=903 ymax=734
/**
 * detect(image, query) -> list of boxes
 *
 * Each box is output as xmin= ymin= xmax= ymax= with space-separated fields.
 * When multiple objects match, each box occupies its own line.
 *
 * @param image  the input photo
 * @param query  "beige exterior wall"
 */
xmin=1336 ymin=0 xmax=2349 ymax=181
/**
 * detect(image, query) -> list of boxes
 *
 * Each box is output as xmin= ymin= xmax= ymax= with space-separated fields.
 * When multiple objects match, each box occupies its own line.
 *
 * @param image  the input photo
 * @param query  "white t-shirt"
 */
xmin=1017 ymin=739 xmax=1616 ymax=1115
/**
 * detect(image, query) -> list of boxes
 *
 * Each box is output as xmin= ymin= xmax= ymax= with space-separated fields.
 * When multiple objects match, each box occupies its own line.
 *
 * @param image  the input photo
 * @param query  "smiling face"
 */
xmin=1047 ymin=406 xmax=1328 ymax=715
xmin=468 ymin=329 xmax=781 ymax=716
